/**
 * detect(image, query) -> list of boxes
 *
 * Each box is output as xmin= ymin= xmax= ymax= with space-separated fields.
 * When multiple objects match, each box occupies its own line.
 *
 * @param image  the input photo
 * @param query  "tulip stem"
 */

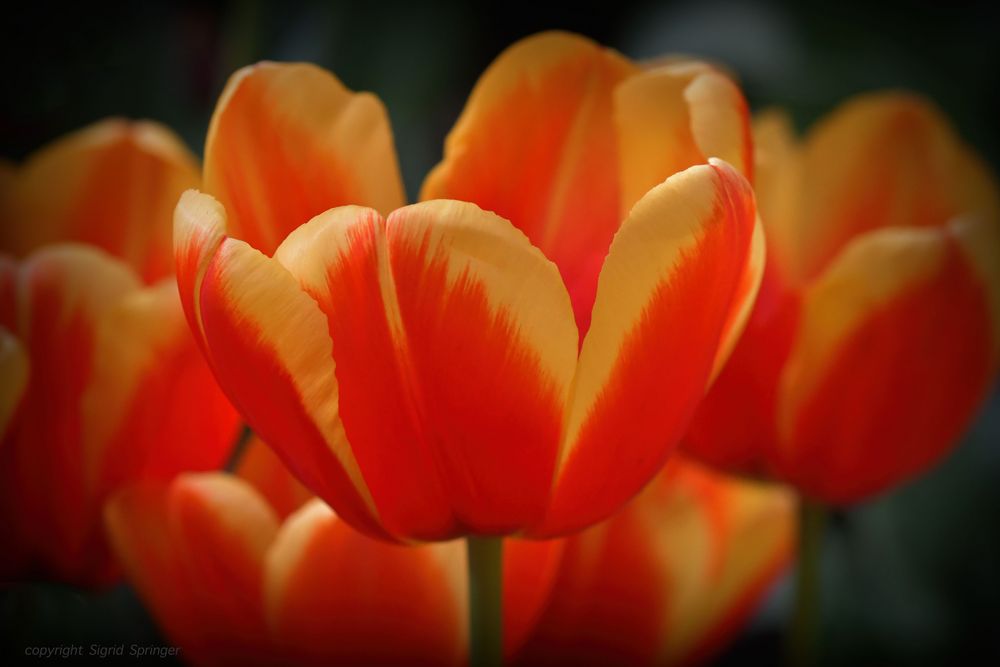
xmin=787 ymin=498 xmax=827 ymax=667
xmin=467 ymin=536 xmax=503 ymax=667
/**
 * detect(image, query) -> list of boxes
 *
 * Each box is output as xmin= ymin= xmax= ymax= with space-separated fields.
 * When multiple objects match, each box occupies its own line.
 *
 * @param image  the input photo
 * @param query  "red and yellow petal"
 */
xmin=265 ymin=500 xmax=467 ymax=666
xmin=534 ymin=160 xmax=761 ymax=537
xmin=421 ymin=31 xmax=635 ymax=333
xmin=1 ymin=246 xmax=138 ymax=585
xmin=274 ymin=200 xmax=578 ymax=538
xmin=0 ymin=119 xmax=199 ymax=282
xmin=615 ymin=61 xmax=752 ymax=216
xmin=775 ymin=221 xmax=995 ymax=503
xmin=106 ymin=474 xmax=279 ymax=665
xmin=179 ymin=192 xmax=385 ymax=539
xmin=509 ymin=460 xmax=794 ymax=667
xmin=749 ymin=110 xmax=804 ymax=284
xmin=83 ymin=278 xmax=239 ymax=496
xmin=794 ymin=92 xmax=1000 ymax=280
xmin=1 ymin=246 xmax=236 ymax=587
xmin=203 ymin=62 xmax=405 ymax=256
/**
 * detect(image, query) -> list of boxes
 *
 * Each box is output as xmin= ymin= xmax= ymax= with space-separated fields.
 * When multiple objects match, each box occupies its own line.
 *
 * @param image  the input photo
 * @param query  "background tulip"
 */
xmin=105 ymin=463 xmax=468 ymax=667
xmin=684 ymin=92 xmax=1000 ymax=505
xmin=0 ymin=246 xmax=238 ymax=587
xmin=106 ymin=439 xmax=791 ymax=667
xmin=0 ymin=119 xmax=200 ymax=283
xmin=504 ymin=459 xmax=794 ymax=667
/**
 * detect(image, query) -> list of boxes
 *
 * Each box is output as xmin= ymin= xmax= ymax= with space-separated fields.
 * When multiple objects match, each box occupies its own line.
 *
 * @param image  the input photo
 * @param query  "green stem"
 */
xmin=787 ymin=498 xmax=827 ymax=667
xmin=467 ymin=537 xmax=503 ymax=667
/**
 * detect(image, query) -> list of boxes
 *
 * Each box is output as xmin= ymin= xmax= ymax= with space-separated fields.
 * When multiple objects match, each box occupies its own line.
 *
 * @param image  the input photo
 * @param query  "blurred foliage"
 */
xmin=2 ymin=0 xmax=999 ymax=664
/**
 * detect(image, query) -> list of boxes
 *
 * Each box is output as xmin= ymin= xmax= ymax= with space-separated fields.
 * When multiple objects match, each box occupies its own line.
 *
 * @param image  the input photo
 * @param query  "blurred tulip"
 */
xmin=174 ymin=31 xmax=764 ymax=543
xmin=107 ymin=438 xmax=789 ymax=666
xmin=504 ymin=459 xmax=794 ymax=667
xmin=0 ymin=246 xmax=239 ymax=587
xmin=0 ymin=119 xmax=200 ymax=283
xmin=684 ymin=92 xmax=1000 ymax=504
xmin=105 ymin=465 xmax=469 ymax=666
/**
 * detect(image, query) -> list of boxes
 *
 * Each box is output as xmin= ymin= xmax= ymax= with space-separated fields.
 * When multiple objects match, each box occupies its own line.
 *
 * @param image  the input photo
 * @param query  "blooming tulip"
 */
xmin=105 ymin=463 xmax=469 ymax=666
xmin=0 ymin=246 xmax=238 ymax=586
xmin=1 ymin=119 xmax=200 ymax=282
xmin=684 ymin=93 xmax=1000 ymax=504
xmin=506 ymin=459 xmax=794 ymax=667
xmin=175 ymin=31 xmax=764 ymax=543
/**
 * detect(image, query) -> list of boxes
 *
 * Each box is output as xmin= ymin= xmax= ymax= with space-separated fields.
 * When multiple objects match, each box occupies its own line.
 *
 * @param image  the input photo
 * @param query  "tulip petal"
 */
xmin=106 ymin=474 xmax=278 ymax=664
xmin=0 ymin=119 xmax=199 ymax=282
xmin=615 ymin=62 xmax=752 ymax=216
xmin=275 ymin=200 xmax=578 ymax=537
xmin=184 ymin=195 xmax=385 ymax=540
xmin=794 ymin=92 xmax=1000 ymax=280
xmin=648 ymin=463 xmax=794 ymax=665
xmin=777 ymin=222 xmax=995 ymax=502
xmin=265 ymin=500 xmax=466 ymax=666
xmin=1 ymin=245 xmax=238 ymax=586
xmin=421 ymin=31 xmax=635 ymax=333
xmin=751 ymin=110 xmax=804 ymax=282
xmin=83 ymin=279 xmax=238 ymax=495
xmin=104 ymin=482 xmax=199 ymax=650
xmin=536 ymin=160 xmax=760 ymax=536
xmin=1 ymin=246 xmax=138 ymax=583
xmin=510 ymin=461 xmax=794 ymax=667
xmin=204 ymin=62 xmax=405 ymax=255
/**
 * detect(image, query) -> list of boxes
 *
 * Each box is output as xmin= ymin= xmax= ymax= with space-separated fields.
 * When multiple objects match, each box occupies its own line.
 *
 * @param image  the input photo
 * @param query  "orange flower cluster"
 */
xmin=0 ymin=28 xmax=996 ymax=666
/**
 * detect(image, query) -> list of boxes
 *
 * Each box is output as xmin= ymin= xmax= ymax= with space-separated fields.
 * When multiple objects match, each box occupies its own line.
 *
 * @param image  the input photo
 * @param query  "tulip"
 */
xmin=0 ymin=119 xmax=236 ymax=587
xmin=505 ymin=458 xmax=795 ymax=667
xmin=684 ymin=92 xmax=1000 ymax=505
xmin=0 ymin=246 xmax=238 ymax=587
xmin=105 ymin=458 xmax=469 ymax=666
xmin=175 ymin=33 xmax=763 ymax=665
xmin=175 ymin=31 xmax=763 ymax=543
xmin=681 ymin=93 xmax=1000 ymax=664
xmin=1 ymin=119 xmax=200 ymax=283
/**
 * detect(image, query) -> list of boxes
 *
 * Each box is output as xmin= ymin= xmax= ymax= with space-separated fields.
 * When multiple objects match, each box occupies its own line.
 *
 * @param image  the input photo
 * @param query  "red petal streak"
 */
xmin=386 ymin=215 xmax=565 ymax=534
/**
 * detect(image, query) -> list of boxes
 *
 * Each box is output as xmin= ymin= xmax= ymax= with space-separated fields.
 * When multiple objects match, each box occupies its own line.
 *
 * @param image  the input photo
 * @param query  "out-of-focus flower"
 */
xmin=174 ymin=31 xmax=764 ymax=543
xmin=108 ymin=439 xmax=789 ymax=667
xmin=105 ymin=454 xmax=469 ymax=666
xmin=0 ymin=246 xmax=238 ymax=587
xmin=0 ymin=119 xmax=200 ymax=283
xmin=504 ymin=459 xmax=794 ymax=667
xmin=684 ymin=92 xmax=1000 ymax=504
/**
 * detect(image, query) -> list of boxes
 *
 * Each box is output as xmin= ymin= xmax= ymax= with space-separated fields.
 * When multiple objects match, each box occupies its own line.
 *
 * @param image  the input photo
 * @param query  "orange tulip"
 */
xmin=0 ymin=246 xmax=238 ymax=587
xmin=0 ymin=119 xmax=236 ymax=587
xmin=1 ymin=119 xmax=200 ymax=283
xmin=175 ymin=31 xmax=764 ymax=542
xmin=504 ymin=459 xmax=794 ymax=667
xmin=684 ymin=93 xmax=1000 ymax=504
xmin=105 ymin=458 xmax=468 ymax=666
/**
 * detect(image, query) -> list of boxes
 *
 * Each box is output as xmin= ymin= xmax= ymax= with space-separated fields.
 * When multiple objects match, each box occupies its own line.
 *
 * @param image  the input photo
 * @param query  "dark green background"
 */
xmin=2 ymin=1 xmax=999 ymax=664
